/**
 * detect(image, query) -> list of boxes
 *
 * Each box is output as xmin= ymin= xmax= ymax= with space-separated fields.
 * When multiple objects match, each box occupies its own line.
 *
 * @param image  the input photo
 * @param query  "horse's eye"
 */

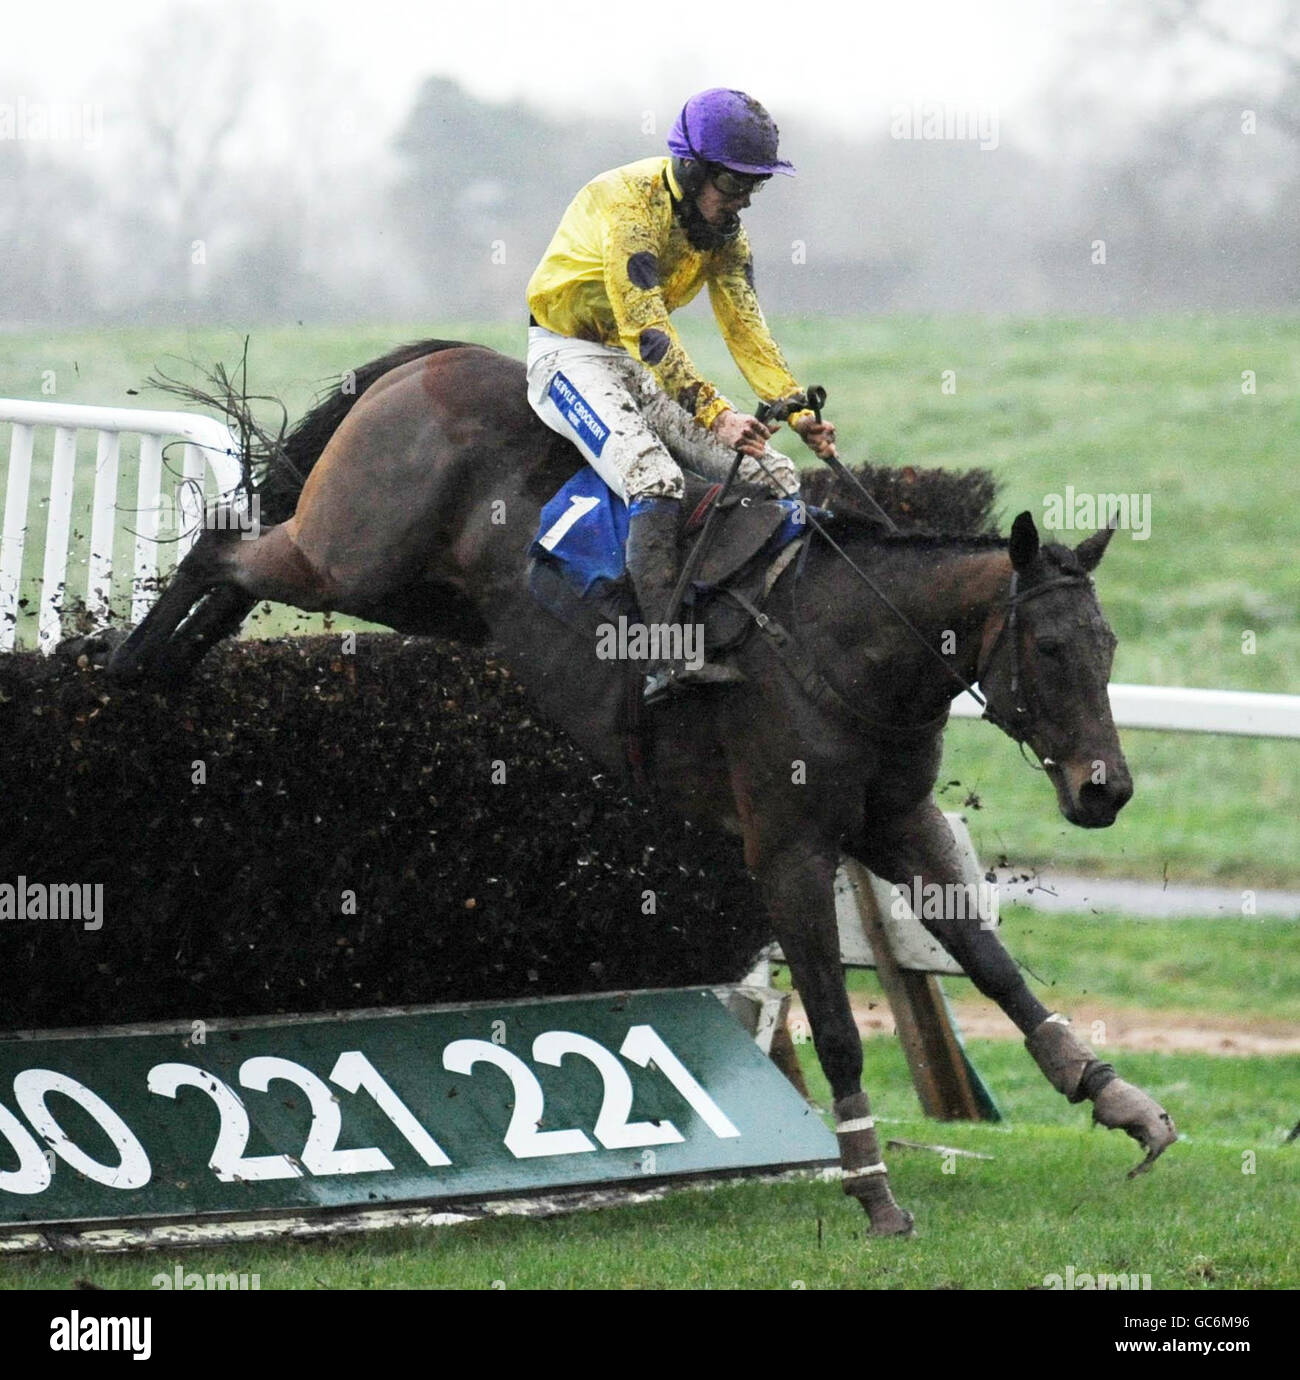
xmin=1036 ymin=637 xmax=1063 ymax=657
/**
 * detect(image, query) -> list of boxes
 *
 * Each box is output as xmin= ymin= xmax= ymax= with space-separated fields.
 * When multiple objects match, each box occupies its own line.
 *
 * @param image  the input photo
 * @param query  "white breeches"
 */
xmin=525 ymin=325 xmax=799 ymax=504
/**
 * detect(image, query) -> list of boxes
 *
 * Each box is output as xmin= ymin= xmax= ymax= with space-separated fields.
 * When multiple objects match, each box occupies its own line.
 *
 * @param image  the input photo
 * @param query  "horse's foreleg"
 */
xmin=755 ymin=839 xmax=913 ymax=1235
xmin=853 ymin=799 xmax=1049 ymax=1034
xmin=852 ymin=798 xmax=1176 ymax=1175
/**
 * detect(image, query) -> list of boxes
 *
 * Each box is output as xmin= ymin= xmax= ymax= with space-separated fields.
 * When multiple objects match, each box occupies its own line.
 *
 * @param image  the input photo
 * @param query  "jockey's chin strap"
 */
xmin=663 ymin=164 xmax=739 ymax=250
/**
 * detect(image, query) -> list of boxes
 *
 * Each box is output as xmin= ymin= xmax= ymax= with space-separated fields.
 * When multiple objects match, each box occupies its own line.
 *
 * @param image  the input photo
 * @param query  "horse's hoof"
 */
xmin=1092 ymin=1078 xmax=1178 ymax=1177
xmin=55 ymin=628 xmax=130 ymax=668
xmin=852 ymin=1185 xmax=915 ymax=1236
xmin=868 ymin=1205 xmax=915 ymax=1237
xmin=106 ymin=646 xmax=146 ymax=685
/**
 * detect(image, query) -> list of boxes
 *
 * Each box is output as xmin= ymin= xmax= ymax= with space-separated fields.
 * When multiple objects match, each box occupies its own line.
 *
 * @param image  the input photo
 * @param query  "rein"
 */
xmin=723 ymin=476 xmax=1093 ymax=743
xmin=720 ymin=391 xmax=1095 ymax=746
xmin=746 ymin=447 xmax=989 ymax=709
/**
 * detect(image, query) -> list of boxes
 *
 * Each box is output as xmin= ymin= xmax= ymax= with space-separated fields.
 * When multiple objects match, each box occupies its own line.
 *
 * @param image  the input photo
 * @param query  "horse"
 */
xmin=90 ymin=338 xmax=1177 ymax=1234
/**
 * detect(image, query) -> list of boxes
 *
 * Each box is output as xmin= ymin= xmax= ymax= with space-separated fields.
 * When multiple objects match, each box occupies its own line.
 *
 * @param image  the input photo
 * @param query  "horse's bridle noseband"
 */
xmin=975 ymin=570 xmax=1094 ymax=751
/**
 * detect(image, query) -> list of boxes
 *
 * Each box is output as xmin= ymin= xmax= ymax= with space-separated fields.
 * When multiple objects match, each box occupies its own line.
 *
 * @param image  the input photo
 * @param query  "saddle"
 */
xmin=527 ymin=465 xmax=812 ymax=788
xmin=675 ymin=471 xmax=791 ymax=587
xmin=528 ymin=468 xmax=803 ymax=660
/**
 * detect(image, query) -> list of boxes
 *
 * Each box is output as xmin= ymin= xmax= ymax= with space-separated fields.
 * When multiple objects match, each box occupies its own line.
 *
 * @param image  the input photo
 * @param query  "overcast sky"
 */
xmin=5 ymin=0 xmax=1072 ymax=144
xmin=4 ymin=0 xmax=1279 ymax=184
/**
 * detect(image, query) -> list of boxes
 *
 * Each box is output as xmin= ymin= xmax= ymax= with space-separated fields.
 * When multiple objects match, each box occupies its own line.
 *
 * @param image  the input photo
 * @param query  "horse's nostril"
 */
xmin=1079 ymin=777 xmax=1130 ymax=812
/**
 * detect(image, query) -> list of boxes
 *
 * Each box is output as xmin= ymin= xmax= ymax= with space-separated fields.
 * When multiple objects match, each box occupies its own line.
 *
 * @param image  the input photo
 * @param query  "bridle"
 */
xmin=727 ymin=553 xmax=1093 ymax=748
xmin=974 ymin=570 xmax=1094 ymax=759
xmin=731 ymin=413 xmax=1098 ymax=752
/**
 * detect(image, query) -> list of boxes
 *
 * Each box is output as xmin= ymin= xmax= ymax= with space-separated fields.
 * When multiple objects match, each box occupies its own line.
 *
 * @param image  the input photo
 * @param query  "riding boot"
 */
xmin=624 ymin=497 xmax=746 ymax=703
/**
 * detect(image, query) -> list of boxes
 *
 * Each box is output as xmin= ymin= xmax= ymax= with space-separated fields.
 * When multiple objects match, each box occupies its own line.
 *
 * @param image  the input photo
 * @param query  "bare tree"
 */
xmin=1146 ymin=0 xmax=1300 ymax=141
xmin=110 ymin=3 xmax=258 ymax=310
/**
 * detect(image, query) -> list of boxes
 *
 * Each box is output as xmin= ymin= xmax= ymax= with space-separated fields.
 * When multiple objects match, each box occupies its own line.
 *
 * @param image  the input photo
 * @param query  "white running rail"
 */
xmin=0 ymin=399 xmax=243 ymax=653
xmin=951 ymin=683 xmax=1300 ymax=739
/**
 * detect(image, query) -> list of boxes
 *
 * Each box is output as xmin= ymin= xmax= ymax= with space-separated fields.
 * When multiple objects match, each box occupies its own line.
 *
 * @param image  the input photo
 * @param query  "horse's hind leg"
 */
xmin=110 ymin=521 xmax=326 ymax=686
xmin=851 ymin=798 xmax=1177 ymax=1176
xmin=141 ymin=585 xmax=257 ymax=685
xmin=755 ymin=837 xmax=914 ymax=1235
xmin=107 ymin=557 xmax=217 ymax=684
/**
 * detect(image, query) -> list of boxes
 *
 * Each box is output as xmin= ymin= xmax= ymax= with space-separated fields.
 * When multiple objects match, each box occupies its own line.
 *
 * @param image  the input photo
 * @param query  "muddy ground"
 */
xmin=787 ymin=996 xmax=1300 ymax=1056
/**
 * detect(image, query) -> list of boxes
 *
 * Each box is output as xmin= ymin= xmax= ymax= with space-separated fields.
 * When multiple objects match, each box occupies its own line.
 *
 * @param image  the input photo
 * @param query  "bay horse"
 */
xmin=95 ymin=338 xmax=1177 ymax=1234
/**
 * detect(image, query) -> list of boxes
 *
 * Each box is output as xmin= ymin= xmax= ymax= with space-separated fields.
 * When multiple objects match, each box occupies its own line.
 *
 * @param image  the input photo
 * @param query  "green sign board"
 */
xmin=0 ymin=989 xmax=836 ymax=1230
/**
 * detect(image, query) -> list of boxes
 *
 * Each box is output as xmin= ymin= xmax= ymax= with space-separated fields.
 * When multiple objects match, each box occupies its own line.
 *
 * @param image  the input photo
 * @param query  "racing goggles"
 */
xmin=707 ymin=166 xmax=769 ymax=197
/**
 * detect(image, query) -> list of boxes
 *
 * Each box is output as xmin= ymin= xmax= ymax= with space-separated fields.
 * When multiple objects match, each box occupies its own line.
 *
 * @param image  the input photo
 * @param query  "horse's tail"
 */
xmin=258 ymin=338 xmax=471 ymax=522
xmin=149 ymin=338 xmax=475 ymax=526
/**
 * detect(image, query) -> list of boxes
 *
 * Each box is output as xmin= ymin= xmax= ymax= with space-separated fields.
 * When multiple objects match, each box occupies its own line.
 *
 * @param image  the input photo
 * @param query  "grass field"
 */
xmin=2 ymin=317 xmax=1295 ymax=884
xmin=1 ymin=318 xmax=1296 ymax=1290
xmin=849 ymin=908 xmax=1300 ymax=1026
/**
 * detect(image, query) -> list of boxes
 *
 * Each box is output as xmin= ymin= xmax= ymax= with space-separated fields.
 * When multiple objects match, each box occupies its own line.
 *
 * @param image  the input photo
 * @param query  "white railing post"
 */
xmin=1 ymin=423 xmax=36 ymax=648
xmin=37 ymin=426 xmax=79 ymax=653
xmin=87 ymin=430 xmax=121 ymax=626
xmin=0 ymin=399 xmax=243 ymax=653
xmin=131 ymin=434 xmax=165 ymax=631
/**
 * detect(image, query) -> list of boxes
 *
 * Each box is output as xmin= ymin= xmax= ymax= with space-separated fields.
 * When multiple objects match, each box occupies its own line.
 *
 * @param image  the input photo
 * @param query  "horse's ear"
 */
xmin=1009 ymin=511 xmax=1040 ymax=571
xmin=1075 ymin=512 xmax=1118 ymax=572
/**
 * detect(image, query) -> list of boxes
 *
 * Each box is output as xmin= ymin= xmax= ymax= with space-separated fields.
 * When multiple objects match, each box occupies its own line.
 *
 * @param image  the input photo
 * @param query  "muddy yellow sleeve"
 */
xmin=708 ymin=231 xmax=812 ymax=431
xmin=600 ymin=215 xmax=734 ymax=431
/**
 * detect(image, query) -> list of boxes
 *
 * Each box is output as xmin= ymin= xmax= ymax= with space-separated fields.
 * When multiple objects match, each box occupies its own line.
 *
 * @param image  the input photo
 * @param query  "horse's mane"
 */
xmin=798 ymin=462 xmax=1004 ymax=545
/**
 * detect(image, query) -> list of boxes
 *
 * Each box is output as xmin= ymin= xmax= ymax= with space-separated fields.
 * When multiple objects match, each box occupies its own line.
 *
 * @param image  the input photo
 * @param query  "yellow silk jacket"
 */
xmin=527 ymin=157 xmax=809 ymax=433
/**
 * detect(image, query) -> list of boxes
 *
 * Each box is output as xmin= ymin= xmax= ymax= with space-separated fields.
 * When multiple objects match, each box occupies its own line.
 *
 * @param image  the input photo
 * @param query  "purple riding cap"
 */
xmin=667 ymin=88 xmax=796 ymax=176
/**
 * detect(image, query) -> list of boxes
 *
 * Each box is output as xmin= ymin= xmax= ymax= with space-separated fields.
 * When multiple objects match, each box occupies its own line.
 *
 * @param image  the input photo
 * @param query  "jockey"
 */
xmin=525 ymin=87 xmax=838 ymax=700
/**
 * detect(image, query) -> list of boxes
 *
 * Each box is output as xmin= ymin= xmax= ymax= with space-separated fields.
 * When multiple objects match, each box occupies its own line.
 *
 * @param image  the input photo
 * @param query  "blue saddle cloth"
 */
xmin=530 ymin=467 xmax=808 ymax=598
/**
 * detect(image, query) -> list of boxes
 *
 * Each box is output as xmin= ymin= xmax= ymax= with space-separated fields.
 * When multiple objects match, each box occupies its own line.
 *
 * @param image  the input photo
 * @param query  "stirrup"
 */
xmin=644 ymin=662 xmax=747 ymax=704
